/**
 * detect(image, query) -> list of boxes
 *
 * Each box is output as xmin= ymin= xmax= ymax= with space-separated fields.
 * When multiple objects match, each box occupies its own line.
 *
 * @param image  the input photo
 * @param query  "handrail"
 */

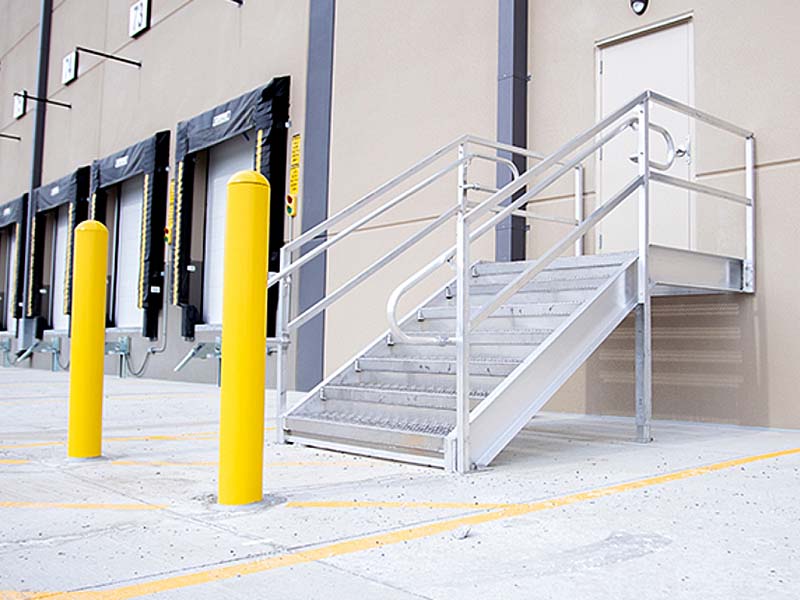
xmin=470 ymin=176 xmax=643 ymax=329
xmin=285 ymin=135 xmax=467 ymax=253
xmin=649 ymin=91 xmax=753 ymax=138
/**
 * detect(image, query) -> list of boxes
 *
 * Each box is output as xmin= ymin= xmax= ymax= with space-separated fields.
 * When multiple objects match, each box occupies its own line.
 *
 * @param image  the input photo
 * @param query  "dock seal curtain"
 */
xmin=0 ymin=194 xmax=27 ymax=320
xmin=90 ymin=131 xmax=170 ymax=340
xmin=27 ymin=168 xmax=90 ymax=330
xmin=172 ymin=75 xmax=290 ymax=339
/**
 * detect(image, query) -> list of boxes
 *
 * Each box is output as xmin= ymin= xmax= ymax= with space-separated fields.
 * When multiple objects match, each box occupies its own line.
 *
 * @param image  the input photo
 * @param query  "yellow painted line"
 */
xmin=286 ymin=500 xmax=514 ymax=510
xmin=0 ymin=501 xmax=165 ymax=511
xmin=112 ymin=460 xmax=217 ymax=467
xmin=0 ymin=441 xmax=62 ymax=449
xmin=110 ymin=460 xmax=371 ymax=468
xmin=0 ymin=432 xmax=216 ymax=450
xmin=12 ymin=445 xmax=799 ymax=600
xmin=0 ymin=459 xmax=30 ymax=465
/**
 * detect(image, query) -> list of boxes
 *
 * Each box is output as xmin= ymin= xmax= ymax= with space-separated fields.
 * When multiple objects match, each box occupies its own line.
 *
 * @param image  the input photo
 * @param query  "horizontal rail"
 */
xmin=470 ymin=175 xmax=644 ymax=329
xmin=650 ymin=172 xmax=751 ymax=206
xmin=288 ymin=203 xmax=460 ymax=332
xmin=649 ymin=91 xmax=753 ymax=138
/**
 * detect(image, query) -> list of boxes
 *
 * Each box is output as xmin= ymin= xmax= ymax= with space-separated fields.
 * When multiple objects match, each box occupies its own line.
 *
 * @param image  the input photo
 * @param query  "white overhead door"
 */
xmin=116 ymin=176 xmax=144 ymax=328
xmin=597 ymin=22 xmax=693 ymax=253
xmin=204 ymin=133 xmax=253 ymax=325
xmin=6 ymin=231 xmax=16 ymax=330
xmin=51 ymin=205 xmax=70 ymax=331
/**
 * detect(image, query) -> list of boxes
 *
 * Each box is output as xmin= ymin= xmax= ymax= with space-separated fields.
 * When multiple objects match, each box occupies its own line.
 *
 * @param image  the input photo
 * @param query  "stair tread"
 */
xmin=325 ymin=382 xmax=489 ymax=398
xmin=288 ymin=412 xmax=453 ymax=437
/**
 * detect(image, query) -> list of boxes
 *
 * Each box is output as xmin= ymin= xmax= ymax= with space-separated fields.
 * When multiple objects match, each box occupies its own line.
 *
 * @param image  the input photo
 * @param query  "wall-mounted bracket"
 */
xmin=15 ymin=337 xmax=64 ymax=371
xmin=105 ymin=335 xmax=131 ymax=378
xmin=0 ymin=337 xmax=12 ymax=367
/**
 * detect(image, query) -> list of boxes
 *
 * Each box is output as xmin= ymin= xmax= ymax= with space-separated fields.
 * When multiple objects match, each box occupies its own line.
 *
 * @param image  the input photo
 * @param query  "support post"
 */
xmin=273 ymin=246 xmax=290 ymax=444
xmin=635 ymin=100 xmax=653 ymax=443
xmin=454 ymin=144 xmax=471 ymax=473
xmin=68 ymin=221 xmax=108 ymax=459
xmin=744 ymin=136 xmax=755 ymax=293
xmin=574 ymin=165 xmax=585 ymax=255
xmin=218 ymin=171 xmax=270 ymax=506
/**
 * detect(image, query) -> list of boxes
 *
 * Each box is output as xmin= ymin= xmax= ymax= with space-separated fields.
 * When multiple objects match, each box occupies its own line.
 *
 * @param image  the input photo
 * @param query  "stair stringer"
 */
xmin=465 ymin=256 xmax=639 ymax=468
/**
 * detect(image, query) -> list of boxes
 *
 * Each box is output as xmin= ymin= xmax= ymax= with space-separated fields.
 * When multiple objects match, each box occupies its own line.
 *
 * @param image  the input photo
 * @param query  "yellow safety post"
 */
xmin=218 ymin=171 xmax=270 ymax=505
xmin=67 ymin=220 xmax=108 ymax=458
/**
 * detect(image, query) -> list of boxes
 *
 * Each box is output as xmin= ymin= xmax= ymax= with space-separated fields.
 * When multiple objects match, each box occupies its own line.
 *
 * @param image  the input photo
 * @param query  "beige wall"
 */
xmin=529 ymin=0 xmax=800 ymax=427
xmin=323 ymin=0 xmax=499 ymax=374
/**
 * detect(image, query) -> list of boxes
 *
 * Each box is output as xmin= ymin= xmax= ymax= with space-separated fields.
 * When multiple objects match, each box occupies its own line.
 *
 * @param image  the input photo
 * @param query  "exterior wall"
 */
xmin=528 ymin=1 xmax=800 ymax=427
xmin=323 ymin=0 xmax=499 ymax=374
xmin=0 ymin=0 xmax=308 ymax=383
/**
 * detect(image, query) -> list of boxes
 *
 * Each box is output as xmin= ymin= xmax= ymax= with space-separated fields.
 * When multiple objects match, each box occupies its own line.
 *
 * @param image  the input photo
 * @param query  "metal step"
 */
xmin=313 ymin=383 xmax=484 ymax=411
xmin=285 ymin=415 xmax=447 ymax=465
xmin=356 ymin=356 xmax=521 ymax=377
xmin=471 ymin=265 xmax=622 ymax=286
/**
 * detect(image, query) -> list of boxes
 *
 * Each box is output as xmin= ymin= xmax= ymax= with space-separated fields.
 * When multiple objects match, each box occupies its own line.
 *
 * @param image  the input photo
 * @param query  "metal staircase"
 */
xmin=270 ymin=90 xmax=755 ymax=472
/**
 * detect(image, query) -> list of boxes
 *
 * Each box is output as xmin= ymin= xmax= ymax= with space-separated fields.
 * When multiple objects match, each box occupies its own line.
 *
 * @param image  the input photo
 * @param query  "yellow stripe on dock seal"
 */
xmin=15 ymin=446 xmax=800 ymax=600
xmin=0 ymin=459 xmax=30 ymax=465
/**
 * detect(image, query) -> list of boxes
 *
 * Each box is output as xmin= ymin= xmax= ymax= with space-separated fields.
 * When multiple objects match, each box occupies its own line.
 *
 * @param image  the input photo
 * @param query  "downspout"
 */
xmin=495 ymin=0 xmax=528 ymax=262
xmin=19 ymin=0 xmax=53 ymax=349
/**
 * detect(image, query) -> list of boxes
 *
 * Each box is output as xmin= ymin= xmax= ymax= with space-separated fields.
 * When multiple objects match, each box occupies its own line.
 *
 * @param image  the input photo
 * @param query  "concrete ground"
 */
xmin=0 ymin=369 xmax=798 ymax=599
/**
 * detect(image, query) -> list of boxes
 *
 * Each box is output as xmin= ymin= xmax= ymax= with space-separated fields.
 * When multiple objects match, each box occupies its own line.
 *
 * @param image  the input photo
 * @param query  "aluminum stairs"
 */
xmin=284 ymin=251 xmax=638 ymax=469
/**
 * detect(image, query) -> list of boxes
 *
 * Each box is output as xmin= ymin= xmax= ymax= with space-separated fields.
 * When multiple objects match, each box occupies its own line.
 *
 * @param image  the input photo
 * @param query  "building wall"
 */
xmin=0 ymin=0 xmax=309 ymax=383
xmin=527 ymin=0 xmax=800 ymax=428
xmin=323 ymin=0 xmax=499 ymax=374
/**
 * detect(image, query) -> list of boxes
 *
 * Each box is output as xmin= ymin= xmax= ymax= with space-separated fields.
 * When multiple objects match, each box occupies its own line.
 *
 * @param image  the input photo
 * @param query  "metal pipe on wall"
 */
xmin=19 ymin=0 xmax=53 ymax=350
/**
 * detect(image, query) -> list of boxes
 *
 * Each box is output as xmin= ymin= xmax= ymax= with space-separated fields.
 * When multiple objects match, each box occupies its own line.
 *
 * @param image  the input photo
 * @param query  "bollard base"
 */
xmin=66 ymin=455 xmax=107 ymax=463
xmin=212 ymin=494 xmax=287 ymax=512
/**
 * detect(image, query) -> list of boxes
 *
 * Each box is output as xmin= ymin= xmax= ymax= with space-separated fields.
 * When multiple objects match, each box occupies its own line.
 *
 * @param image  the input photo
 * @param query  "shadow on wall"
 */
xmin=586 ymin=294 xmax=767 ymax=427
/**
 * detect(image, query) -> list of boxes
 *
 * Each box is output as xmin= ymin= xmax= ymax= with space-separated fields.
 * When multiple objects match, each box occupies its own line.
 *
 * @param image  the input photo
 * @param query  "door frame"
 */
xmin=594 ymin=12 xmax=696 ymax=253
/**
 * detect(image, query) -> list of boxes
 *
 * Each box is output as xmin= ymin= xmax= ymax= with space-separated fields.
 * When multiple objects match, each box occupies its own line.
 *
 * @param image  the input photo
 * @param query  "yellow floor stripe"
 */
xmin=0 ymin=429 xmax=275 ymax=450
xmin=0 ymin=459 xmax=30 ymax=465
xmin=287 ymin=500 xmax=514 ymax=510
xmin=15 ymin=445 xmax=800 ymax=600
xmin=0 ymin=501 xmax=164 ymax=511
xmin=110 ymin=460 xmax=371 ymax=468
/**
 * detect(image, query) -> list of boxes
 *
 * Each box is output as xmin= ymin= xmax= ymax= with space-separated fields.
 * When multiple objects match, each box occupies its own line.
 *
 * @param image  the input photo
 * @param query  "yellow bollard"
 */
xmin=218 ymin=171 xmax=270 ymax=505
xmin=68 ymin=220 xmax=108 ymax=458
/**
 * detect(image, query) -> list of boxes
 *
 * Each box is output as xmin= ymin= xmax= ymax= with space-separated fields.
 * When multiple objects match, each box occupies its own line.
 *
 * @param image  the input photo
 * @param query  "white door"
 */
xmin=204 ymin=133 xmax=253 ymax=325
xmin=115 ymin=176 xmax=144 ymax=328
xmin=6 ymin=230 xmax=16 ymax=331
xmin=51 ymin=205 xmax=70 ymax=331
xmin=597 ymin=22 xmax=693 ymax=253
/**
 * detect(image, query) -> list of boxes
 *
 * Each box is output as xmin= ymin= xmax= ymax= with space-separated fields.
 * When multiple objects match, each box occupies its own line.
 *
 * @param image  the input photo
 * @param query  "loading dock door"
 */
xmin=597 ymin=21 xmax=693 ymax=253
xmin=116 ymin=176 xmax=144 ymax=328
xmin=203 ymin=134 xmax=254 ymax=325
xmin=0 ymin=229 xmax=11 ymax=330
xmin=51 ymin=205 xmax=70 ymax=331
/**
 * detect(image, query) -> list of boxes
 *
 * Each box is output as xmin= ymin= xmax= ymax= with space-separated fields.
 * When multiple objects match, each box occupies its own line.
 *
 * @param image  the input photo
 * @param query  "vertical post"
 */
xmin=635 ymin=100 xmax=653 ymax=443
xmin=68 ymin=221 xmax=108 ymax=459
xmin=744 ymin=136 xmax=755 ymax=293
xmin=218 ymin=171 xmax=270 ymax=506
xmin=273 ymin=247 xmax=290 ymax=444
xmin=573 ymin=165 xmax=585 ymax=256
xmin=454 ymin=145 xmax=471 ymax=473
